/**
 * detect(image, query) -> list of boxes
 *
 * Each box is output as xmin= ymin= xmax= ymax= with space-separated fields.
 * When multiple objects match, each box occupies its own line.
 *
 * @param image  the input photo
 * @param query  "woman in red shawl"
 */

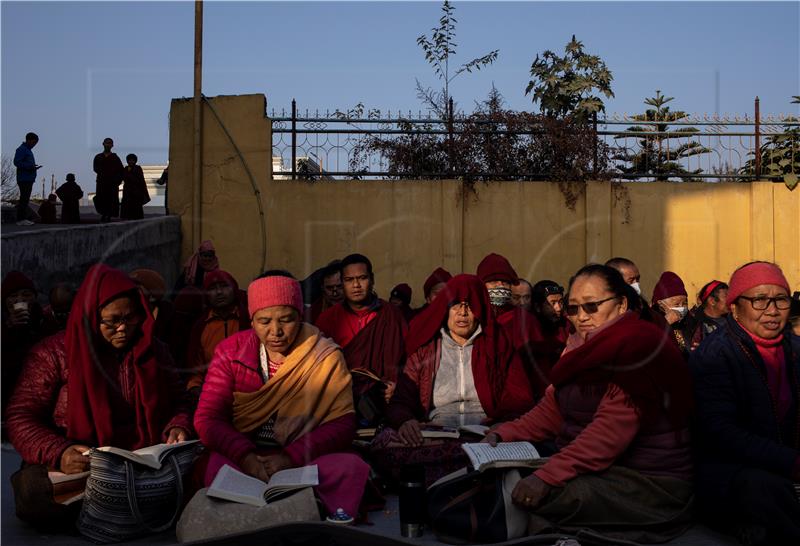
xmin=483 ymin=264 xmax=694 ymax=543
xmin=6 ymin=264 xmax=193 ymax=525
xmin=370 ymin=274 xmax=535 ymax=486
xmin=174 ymin=240 xmax=220 ymax=294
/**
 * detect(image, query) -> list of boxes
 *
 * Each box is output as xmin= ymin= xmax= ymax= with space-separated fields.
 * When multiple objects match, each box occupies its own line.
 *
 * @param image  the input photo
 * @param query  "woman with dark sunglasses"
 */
xmin=690 ymin=261 xmax=800 ymax=545
xmin=483 ymin=264 xmax=694 ymax=543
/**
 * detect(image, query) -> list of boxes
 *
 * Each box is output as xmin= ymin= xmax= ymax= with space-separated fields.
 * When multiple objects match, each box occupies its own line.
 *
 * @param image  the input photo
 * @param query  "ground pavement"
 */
xmin=1 ymin=446 xmax=738 ymax=546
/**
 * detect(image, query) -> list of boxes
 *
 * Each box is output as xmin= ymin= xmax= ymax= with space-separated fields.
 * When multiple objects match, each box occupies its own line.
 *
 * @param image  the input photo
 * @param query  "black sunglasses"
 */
xmin=565 ymin=295 xmax=620 ymax=316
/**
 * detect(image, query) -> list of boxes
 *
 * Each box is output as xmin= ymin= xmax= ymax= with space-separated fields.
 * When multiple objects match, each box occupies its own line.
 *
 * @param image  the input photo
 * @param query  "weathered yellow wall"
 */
xmin=169 ymin=94 xmax=800 ymax=306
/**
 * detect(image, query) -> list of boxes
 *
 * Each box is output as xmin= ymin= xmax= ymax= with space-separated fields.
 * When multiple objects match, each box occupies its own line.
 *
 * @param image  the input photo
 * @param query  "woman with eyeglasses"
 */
xmin=483 ymin=264 xmax=694 ymax=543
xmin=6 ymin=264 xmax=193 ymax=528
xmin=370 ymin=274 xmax=536 ymax=486
xmin=690 ymin=261 xmax=800 ymax=544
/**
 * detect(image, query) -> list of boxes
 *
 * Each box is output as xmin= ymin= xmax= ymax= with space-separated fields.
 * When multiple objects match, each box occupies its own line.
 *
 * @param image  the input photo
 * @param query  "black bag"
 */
xmin=351 ymin=369 xmax=387 ymax=427
xmin=427 ymin=467 xmax=528 ymax=544
xmin=77 ymin=443 xmax=201 ymax=543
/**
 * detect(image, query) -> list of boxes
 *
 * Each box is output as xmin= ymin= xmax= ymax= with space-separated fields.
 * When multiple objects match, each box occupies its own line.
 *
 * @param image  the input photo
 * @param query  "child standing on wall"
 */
xmin=55 ymin=173 xmax=83 ymax=224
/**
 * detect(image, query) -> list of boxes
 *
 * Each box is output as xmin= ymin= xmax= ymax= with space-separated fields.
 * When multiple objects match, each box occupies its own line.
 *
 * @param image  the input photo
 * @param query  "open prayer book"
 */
xmin=49 ymin=470 xmax=90 ymax=505
xmin=462 ymin=441 xmax=540 ymax=472
xmin=207 ymin=464 xmax=319 ymax=507
xmin=84 ymin=440 xmax=199 ymax=470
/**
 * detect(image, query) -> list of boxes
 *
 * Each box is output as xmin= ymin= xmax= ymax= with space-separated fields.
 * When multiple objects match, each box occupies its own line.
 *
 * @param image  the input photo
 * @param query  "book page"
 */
xmin=459 ymin=424 xmax=490 ymax=437
xmin=131 ymin=440 xmax=199 ymax=463
xmin=462 ymin=442 xmax=540 ymax=471
xmin=48 ymin=470 xmax=89 ymax=485
xmin=420 ymin=425 xmax=459 ymax=438
xmin=91 ymin=440 xmax=198 ymax=469
xmin=207 ymin=464 xmax=267 ymax=507
xmin=266 ymin=465 xmax=319 ymax=490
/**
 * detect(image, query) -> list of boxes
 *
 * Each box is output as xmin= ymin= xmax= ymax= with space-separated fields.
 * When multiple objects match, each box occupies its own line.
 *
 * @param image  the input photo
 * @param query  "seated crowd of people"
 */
xmin=2 ymin=240 xmax=800 ymax=545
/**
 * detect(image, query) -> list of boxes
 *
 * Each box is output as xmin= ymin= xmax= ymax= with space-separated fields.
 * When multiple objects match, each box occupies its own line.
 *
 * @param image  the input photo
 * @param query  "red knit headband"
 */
xmin=727 ymin=262 xmax=790 ymax=304
xmin=247 ymin=275 xmax=303 ymax=318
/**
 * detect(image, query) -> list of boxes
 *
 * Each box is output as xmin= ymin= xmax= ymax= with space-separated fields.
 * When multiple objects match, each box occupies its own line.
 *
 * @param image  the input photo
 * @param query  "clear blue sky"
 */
xmin=2 ymin=1 xmax=798 ymax=189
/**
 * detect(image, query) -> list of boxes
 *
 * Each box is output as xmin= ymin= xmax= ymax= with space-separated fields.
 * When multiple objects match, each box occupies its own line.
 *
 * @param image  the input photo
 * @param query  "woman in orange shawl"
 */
xmin=193 ymin=271 xmax=370 ymax=518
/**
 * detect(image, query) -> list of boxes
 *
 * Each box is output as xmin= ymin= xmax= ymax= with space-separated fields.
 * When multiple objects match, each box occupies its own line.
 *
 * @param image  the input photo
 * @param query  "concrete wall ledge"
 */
xmin=1 ymin=216 xmax=182 ymax=298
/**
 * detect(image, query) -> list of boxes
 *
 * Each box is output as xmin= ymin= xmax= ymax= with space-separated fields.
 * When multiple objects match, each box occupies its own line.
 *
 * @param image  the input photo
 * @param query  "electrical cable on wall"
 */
xmin=201 ymin=94 xmax=268 ymax=274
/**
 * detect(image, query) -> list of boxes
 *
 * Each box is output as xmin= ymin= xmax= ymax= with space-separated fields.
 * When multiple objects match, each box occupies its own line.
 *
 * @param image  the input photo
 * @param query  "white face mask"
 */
xmin=669 ymin=306 xmax=688 ymax=320
xmin=630 ymin=281 xmax=642 ymax=296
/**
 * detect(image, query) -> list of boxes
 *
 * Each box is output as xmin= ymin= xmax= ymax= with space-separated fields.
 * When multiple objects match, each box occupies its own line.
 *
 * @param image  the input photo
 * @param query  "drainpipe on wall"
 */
xmin=192 ymin=0 xmax=204 ymax=249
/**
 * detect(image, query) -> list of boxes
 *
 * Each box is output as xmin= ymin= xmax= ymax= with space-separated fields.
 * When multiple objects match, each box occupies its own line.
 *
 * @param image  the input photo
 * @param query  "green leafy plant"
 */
xmin=415 ymin=1 xmax=499 ymax=116
xmin=739 ymin=96 xmax=800 ymax=190
xmin=349 ymin=87 xmax=611 ymax=208
xmin=613 ymin=90 xmax=710 ymax=181
xmin=525 ymin=35 xmax=614 ymax=120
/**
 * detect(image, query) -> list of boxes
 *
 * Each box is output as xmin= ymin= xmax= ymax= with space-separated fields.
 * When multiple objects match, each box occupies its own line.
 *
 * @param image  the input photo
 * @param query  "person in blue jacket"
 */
xmin=690 ymin=261 xmax=799 ymax=545
xmin=13 ymin=132 xmax=40 ymax=226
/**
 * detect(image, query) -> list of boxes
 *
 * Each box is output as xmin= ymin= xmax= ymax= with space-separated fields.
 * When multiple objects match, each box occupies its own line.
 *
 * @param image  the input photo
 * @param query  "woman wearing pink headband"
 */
xmin=690 ymin=261 xmax=799 ymax=544
xmin=193 ymin=271 xmax=370 ymax=520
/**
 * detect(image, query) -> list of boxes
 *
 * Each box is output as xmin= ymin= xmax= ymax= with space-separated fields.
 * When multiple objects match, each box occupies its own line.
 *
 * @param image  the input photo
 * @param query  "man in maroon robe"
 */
xmin=306 ymin=260 xmax=344 ymax=324
xmin=92 ymin=137 xmax=124 ymax=222
xmin=316 ymin=253 xmax=407 ymax=405
xmin=500 ymin=280 xmax=570 ymax=400
xmin=413 ymin=267 xmax=452 ymax=317
xmin=476 ymin=253 xmax=519 ymax=318
xmin=389 ymin=283 xmax=415 ymax=323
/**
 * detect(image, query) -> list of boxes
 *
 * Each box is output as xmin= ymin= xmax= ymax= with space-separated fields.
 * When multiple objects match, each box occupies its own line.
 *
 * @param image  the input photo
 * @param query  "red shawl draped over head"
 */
xmin=183 ymin=240 xmax=220 ymax=285
xmin=549 ymin=312 xmax=693 ymax=427
xmin=406 ymin=274 xmax=511 ymax=415
xmin=66 ymin=264 xmax=171 ymax=449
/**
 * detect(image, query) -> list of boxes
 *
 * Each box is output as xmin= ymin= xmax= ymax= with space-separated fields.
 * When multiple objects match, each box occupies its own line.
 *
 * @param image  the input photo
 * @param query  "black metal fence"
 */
xmin=271 ymin=99 xmax=799 ymax=182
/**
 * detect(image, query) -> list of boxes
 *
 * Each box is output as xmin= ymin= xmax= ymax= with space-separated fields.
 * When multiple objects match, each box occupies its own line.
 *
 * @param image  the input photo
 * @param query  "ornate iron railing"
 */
xmin=270 ymin=99 xmax=799 ymax=182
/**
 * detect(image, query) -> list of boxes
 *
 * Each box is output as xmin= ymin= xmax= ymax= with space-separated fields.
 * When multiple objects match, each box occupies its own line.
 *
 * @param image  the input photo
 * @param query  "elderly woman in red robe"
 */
xmin=193 ymin=271 xmax=370 ymax=519
xmin=484 ymin=264 xmax=693 ymax=543
xmin=370 ymin=274 xmax=535 ymax=486
xmin=6 ymin=264 xmax=193 ymax=528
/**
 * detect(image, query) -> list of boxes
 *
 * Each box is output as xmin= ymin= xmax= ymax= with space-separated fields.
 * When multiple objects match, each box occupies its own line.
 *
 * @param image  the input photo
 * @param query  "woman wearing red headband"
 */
xmin=193 ymin=271 xmax=369 ymax=519
xmin=690 ymin=261 xmax=799 ymax=544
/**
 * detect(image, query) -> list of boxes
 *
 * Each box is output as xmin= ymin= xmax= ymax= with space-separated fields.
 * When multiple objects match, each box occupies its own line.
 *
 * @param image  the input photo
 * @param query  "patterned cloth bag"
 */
xmin=77 ymin=443 xmax=201 ymax=543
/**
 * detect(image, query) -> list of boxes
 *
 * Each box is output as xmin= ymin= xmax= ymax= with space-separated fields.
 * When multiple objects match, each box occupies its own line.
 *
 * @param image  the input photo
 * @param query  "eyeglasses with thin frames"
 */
xmin=99 ymin=314 xmax=141 ymax=330
xmin=737 ymin=295 xmax=791 ymax=311
xmin=565 ymin=296 xmax=620 ymax=316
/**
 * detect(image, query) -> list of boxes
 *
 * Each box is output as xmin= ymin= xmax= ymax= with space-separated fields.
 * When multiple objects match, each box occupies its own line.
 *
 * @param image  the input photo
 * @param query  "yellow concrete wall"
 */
xmin=169 ymin=94 xmax=800 ymax=306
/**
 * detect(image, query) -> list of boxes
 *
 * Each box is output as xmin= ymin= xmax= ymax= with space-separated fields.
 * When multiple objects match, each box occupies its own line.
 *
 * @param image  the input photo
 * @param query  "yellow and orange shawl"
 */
xmin=232 ymin=323 xmax=353 ymax=446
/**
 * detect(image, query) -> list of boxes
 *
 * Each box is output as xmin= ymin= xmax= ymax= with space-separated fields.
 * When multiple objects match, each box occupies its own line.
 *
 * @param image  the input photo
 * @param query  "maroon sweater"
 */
xmin=6 ymin=331 xmax=192 ymax=468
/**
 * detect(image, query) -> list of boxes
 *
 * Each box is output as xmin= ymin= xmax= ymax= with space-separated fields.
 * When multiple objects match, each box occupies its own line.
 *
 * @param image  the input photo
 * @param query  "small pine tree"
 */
xmin=613 ymin=90 xmax=710 ymax=181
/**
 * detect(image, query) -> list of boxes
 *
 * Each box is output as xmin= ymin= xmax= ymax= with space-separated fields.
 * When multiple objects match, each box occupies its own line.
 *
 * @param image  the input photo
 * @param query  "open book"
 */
xmin=461 ymin=441 xmax=540 ymax=472
xmin=207 ymin=464 xmax=319 ymax=507
xmin=49 ymin=470 xmax=89 ymax=505
xmin=84 ymin=440 xmax=199 ymax=470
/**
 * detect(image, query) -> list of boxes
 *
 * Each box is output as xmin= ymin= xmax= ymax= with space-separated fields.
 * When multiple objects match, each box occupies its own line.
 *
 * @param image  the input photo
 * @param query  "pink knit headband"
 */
xmin=727 ymin=262 xmax=790 ymax=304
xmin=247 ymin=276 xmax=303 ymax=318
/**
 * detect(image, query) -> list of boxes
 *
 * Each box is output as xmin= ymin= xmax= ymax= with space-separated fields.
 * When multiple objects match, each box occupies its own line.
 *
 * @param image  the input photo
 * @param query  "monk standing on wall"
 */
xmin=92 ymin=137 xmax=124 ymax=222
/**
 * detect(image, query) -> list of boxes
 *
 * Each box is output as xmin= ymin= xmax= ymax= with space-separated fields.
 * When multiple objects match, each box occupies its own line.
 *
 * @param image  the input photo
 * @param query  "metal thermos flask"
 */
xmin=399 ymin=463 xmax=426 ymax=537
